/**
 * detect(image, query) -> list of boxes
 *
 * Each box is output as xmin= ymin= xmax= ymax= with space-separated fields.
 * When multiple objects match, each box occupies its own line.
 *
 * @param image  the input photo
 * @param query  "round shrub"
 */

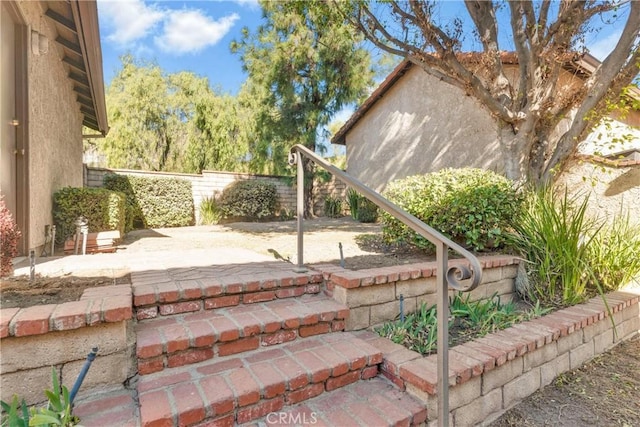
xmin=382 ymin=168 xmax=522 ymax=251
xmin=219 ymin=180 xmax=278 ymax=220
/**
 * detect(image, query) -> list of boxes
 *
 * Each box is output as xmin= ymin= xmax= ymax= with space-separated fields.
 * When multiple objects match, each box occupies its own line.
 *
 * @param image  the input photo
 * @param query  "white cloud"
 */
xmin=588 ymin=29 xmax=622 ymax=61
xmin=231 ymin=0 xmax=260 ymax=9
xmin=154 ymin=10 xmax=240 ymax=55
xmin=98 ymin=0 xmax=165 ymax=45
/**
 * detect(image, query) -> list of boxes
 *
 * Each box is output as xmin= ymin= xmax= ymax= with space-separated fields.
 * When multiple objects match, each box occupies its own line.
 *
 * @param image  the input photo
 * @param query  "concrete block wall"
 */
xmin=84 ymin=166 xmax=301 ymax=223
xmin=326 ymin=255 xmax=519 ymax=331
xmin=0 ymin=286 xmax=135 ymax=405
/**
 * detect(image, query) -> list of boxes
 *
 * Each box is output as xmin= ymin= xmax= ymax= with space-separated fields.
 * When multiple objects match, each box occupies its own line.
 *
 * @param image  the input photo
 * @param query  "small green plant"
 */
xmin=1 ymin=395 xmax=29 ymax=427
xmin=323 ymin=195 xmax=343 ymax=218
xmin=376 ymin=302 xmax=439 ymax=355
xmin=376 ymin=294 xmax=550 ymax=355
xmin=382 ymin=168 xmax=523 ymax=252
xmin=1 ymin=368 xmax=79 ymax=427
xmin=218 ymin=180 xmax=278 ymax=220
xmin=198 ymin=195 xmax=222 ymax=225
xmin=346 ymin=188 xmax=360 ymax=220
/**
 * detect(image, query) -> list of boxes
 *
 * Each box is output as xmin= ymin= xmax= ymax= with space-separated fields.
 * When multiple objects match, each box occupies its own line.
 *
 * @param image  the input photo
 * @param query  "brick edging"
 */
xmin=325 ymin=255 xmax=519 ymax=289
xmin=0 ymin=285 xmax=132 ymax=338
xmin=357 ymin=289 xmax=640 ymax=395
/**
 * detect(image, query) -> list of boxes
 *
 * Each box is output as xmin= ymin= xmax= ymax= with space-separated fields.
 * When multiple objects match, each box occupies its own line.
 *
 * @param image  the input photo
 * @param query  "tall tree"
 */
xmin=101 ymin=55 xmax=190 ymax=171
xmin=232 ymin=0 xmax=375 ymax=215
xmin=336 ymin=0 xmax=639 ymax=183
xmin=100 ymin=55 xmax=249 ymax=174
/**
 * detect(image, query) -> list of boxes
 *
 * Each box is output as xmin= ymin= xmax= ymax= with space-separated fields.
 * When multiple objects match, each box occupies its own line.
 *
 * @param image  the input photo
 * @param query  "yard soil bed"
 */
xmin=0 ymin=275 xmax=130 ymax=309
xmin=491 ymin=334 xmax=640 ymax=426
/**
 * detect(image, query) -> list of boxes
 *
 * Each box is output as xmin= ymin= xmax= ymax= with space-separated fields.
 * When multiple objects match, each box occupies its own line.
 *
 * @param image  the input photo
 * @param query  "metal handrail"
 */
xmin=288 ymin=144 xmax=483 ymax=426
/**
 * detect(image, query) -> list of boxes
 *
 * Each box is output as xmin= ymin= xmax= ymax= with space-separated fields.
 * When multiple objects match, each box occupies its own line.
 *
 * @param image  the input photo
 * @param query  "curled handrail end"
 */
xmin=446 ymin=256 xmax=483 ymax=292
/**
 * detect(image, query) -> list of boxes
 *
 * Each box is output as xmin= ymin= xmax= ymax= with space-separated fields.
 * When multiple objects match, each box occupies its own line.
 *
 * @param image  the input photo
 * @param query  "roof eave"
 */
xmin=70 ymin=0 xmax=109 ymax=135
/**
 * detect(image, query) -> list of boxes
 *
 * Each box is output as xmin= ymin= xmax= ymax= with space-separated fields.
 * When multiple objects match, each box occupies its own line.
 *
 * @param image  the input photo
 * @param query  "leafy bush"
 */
xmin=218 ymin=180 xmax=278 ymax=220
xmin=53 ymin=187 xmax=125 ymax=244
xmin=323 ymin=195 xmax=343 ymax=218
xmin=510 ymin=186 xmax=640 ymax=306
xmin=199 ymin=195 xmax=222 ymax=225
xmin=346 ymin=188 xmax=379 ymax=223
xmin=104 ymin=174 xmax=194 ymax=229
xmin=1 ymin=197 xmax=21 ymax=277
xmin=382 ymin=168 xmax=522 ymax=251
xmin=357 ymin=198 xmax=379 ymax=223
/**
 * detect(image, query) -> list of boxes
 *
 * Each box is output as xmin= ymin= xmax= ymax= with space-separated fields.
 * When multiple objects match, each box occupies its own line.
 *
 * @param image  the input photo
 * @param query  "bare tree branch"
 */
xmin=542 ymin=0 xmax=640 ymax=181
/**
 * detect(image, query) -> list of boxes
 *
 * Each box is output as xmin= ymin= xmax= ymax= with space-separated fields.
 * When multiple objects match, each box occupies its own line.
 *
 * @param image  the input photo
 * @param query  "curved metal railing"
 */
xmin=289 ymin=144 xmax=483 ymax=426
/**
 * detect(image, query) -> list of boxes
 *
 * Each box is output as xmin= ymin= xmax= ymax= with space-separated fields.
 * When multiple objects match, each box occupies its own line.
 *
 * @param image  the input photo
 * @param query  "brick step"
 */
xmin=136 ymin=294 xmax=349 ymax=375
xmin=242 ymin=375 xmax=427 ymax=427
xmin=131 ymin=264 xmax=324 ymax=320
xmin=137 ymin=332 xmax=383 ymax=426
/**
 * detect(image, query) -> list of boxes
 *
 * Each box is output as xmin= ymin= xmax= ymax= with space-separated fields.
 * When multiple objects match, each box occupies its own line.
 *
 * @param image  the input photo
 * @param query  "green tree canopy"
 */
xmin=232 ymin=0 xmax=375 ymax=214
xmin=99 ymin=55 xmax=249 ymax=174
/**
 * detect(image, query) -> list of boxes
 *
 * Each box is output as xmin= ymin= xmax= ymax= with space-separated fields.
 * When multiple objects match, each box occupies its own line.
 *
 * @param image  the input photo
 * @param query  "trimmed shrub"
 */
xmin=324 ymin=195 xmax=343 ymax=218
xmin=53 ymin=187 xmax=126 ymax=243
xmin=1 ymin=196 xmax=21 ymax=277
xmin=199 ymin=195 xmax=222 ymax=225
xmin=104 ymin=174 xmax=194 ymax=229
xmin=357 ymin=198 xmax=379 ymax=223
xmin=382 ymin=168 xmax=522 ymax=251
xmin=219 ymin=180 xmax=278 ymax=220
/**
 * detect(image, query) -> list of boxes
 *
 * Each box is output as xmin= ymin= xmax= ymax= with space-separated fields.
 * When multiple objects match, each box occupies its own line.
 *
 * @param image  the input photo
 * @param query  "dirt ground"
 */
xmin=491 ymin=334 xmax=640 ymax=426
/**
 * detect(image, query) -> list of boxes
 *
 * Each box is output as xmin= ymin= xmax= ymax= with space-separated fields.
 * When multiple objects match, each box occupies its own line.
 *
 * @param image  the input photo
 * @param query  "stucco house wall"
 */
xmin=558 ymin=156 xmax=640 ymax=225
xmin=1 ymin=0 xmax=107 ymax=255
xmin=337 ymin=58 xmax=639 ymax=196
xmin=345 ymin=66 xmax=503 ymax=192
xmin=19 ymin=1 xmax=85 ymax=251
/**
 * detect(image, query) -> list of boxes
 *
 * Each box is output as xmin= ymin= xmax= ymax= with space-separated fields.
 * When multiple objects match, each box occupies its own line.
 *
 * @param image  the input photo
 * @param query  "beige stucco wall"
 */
xmin=558 ymin=160 xmax=640 ymax=225
xmin=345 ymin=66 xmax=503 ymax=192
xmin=18 ymin=1 xmax=84 ymax=250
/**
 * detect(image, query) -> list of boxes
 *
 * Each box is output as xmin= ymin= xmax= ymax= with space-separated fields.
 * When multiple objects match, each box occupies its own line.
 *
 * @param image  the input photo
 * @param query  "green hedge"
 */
xmin=219 ymin=180 xmax=278 ymax=220
xmin=53 ymin=187 xmax=125 ymax=243
xmin=382 ymin=168 xmax=523 ymax=251
xmin=103 ymin=174 xmax=194 ymax=230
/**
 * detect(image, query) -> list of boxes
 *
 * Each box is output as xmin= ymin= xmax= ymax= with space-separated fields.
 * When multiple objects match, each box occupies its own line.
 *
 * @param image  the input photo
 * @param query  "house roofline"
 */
xmin=71 ymin=0 xmax=108 ymax=135
xmin=331 ymin=51 xmax=638 ymax=146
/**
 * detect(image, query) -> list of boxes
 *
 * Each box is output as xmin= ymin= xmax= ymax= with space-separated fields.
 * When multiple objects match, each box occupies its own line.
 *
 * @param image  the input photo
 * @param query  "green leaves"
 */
xmin=52 ymin=187 xmax=126 ymax=243
xmin=381 ymin=168 xmax=523 ymax=252
xmin=1 ymin=368 xmax=79 ymax=427
xmin=218 ymin=180 xmax=278 ymax=220
xmin=103 ymin=174 xmax=194 ymax=230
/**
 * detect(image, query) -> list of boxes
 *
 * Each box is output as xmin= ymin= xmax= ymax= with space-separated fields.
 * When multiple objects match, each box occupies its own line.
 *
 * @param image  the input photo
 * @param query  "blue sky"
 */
xmin=97 ymin=0 xmax=263 ymax=95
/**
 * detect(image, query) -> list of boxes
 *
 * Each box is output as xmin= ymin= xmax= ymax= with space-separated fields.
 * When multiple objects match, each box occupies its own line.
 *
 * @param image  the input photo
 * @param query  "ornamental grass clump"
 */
xmin=509 ymin=186 xmax=640 ymax=307
xmin=382 ymin=168 xmax=523 ymax=252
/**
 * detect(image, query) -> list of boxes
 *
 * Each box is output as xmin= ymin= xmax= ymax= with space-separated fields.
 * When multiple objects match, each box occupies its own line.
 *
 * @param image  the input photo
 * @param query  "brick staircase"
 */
xmin=77 ymin=262 xmax=427 ymax=426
